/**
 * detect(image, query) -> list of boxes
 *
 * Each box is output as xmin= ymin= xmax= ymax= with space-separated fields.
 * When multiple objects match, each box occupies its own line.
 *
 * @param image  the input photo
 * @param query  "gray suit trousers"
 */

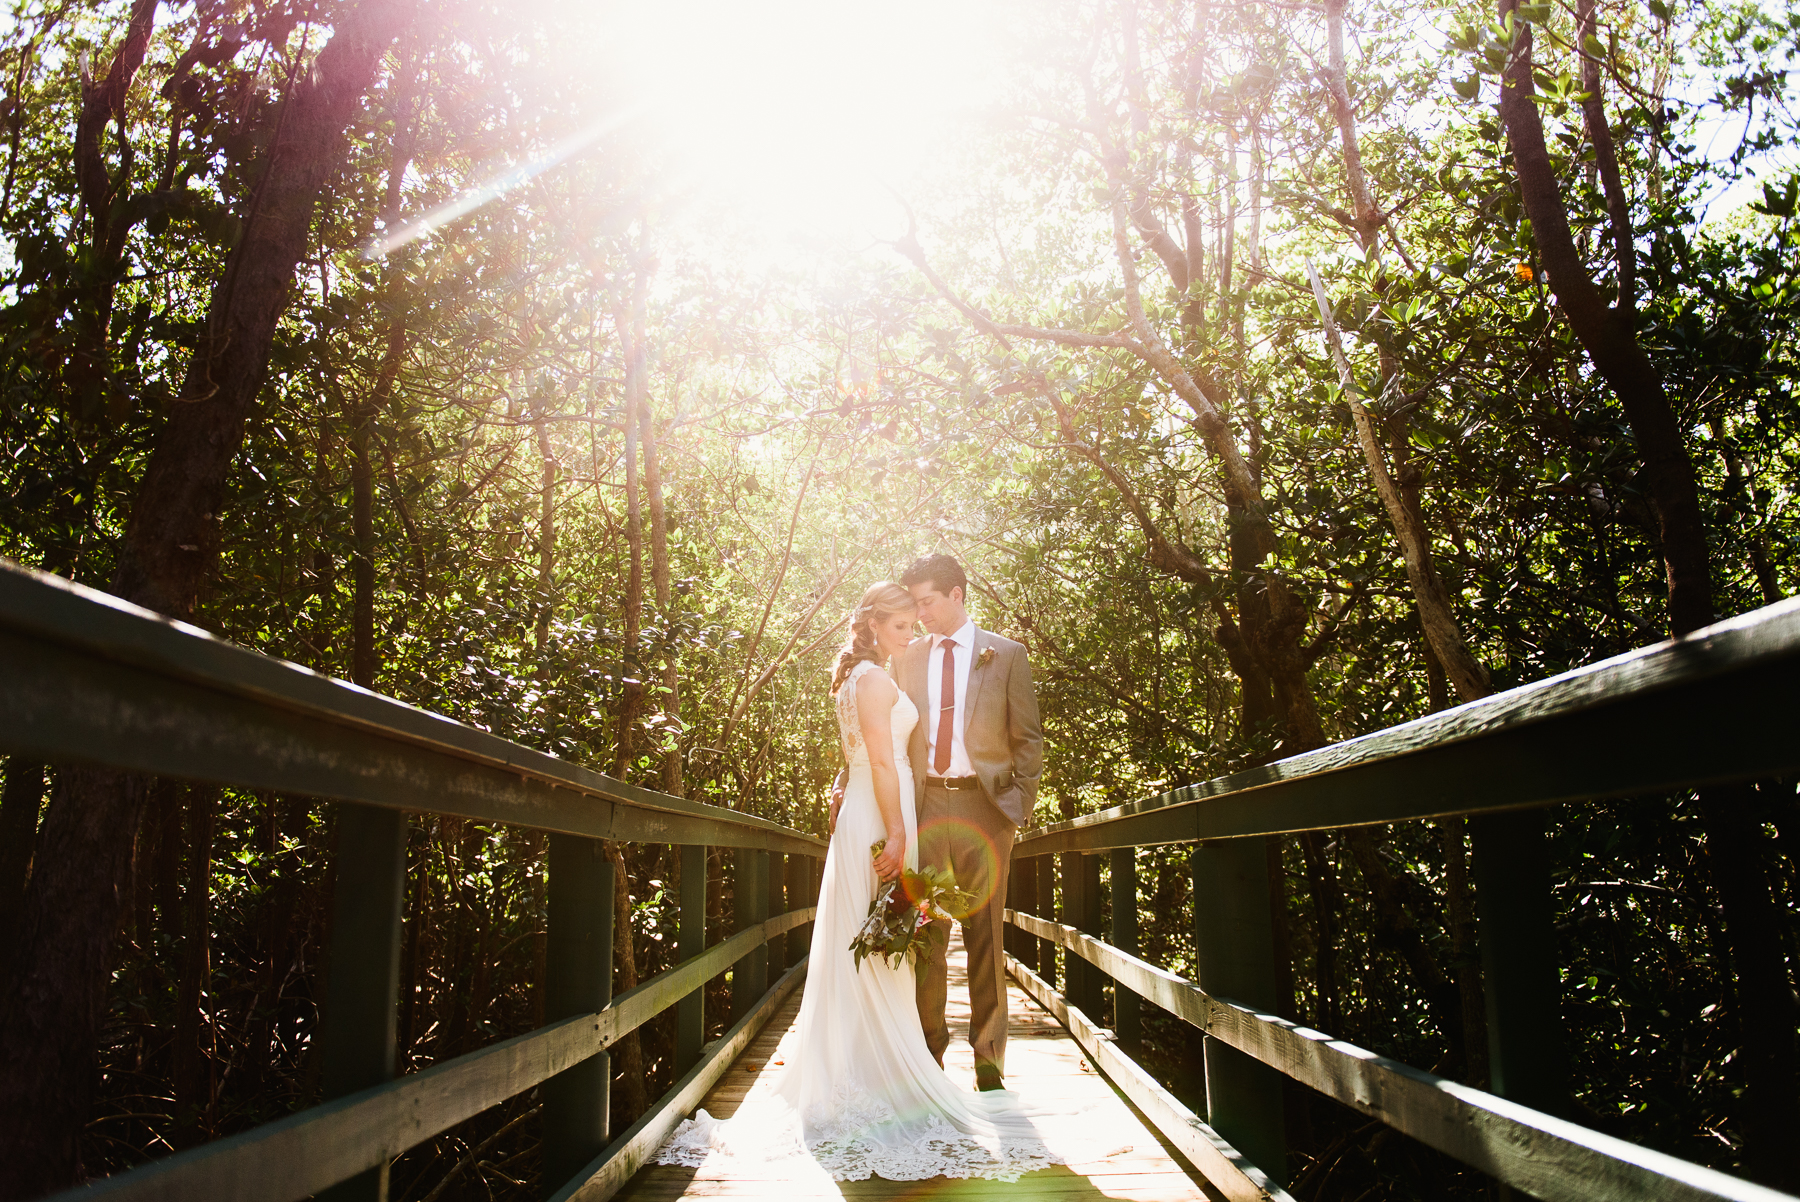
xmin=914 ymin=782 xmax=1017 ymax=1078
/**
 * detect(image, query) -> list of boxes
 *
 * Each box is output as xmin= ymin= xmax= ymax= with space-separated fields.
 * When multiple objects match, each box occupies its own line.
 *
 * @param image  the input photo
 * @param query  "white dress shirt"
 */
xmin=925 ymin=619 xmax=977 ymax=778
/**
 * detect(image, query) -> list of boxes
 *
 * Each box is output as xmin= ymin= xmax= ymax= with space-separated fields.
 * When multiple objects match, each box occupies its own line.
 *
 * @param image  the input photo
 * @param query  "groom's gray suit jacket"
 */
xmin=898 ymin=627 xmax=1043 ymax=826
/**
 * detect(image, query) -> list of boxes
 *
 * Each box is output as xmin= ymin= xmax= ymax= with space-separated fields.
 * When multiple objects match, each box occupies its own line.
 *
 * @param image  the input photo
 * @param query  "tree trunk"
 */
xmin=1709 ymin=416 xmax=1783 ymax=605
xmin=533 ymin=411 xmax=558 ymax=666
xmin=0 ymin=760 xmax=45 ymax=983
xmin=607 ymin=841 xmax=648 ymax=1117
xmin=246 ymin=795 xmax=300 ymax=1100
xmin=605 ymin=258 xmax=653 ymax=1117
xmin=1575 ymin=0 xmax=1635 ymax=312
xmin=172 ymin=784 xmax=218 ymax=1149
xmin=1316 ymin=4 xmax=1502 ymax=1088
xmin=612 ymin=264 xmax=648 ymax=778
xmin=0 ymin=767 xmax=151 ymax=1196
xmin=639 ymin=393 xmax=681 ymax=797
xmin=1423 ymin=637 xmax=1490 ymax=1083
xmin=1298 ymin=832 xmax=1344 ymax=1033
xmin=1437 ymin=816 xmax=1489 ymax=1086
xmin=0 ymin=5 xmax=414 ymax=1191
xmin=443 ymin=821 xmax=483 ymax=1058
xmin=351 ymin=377 xmax=376 ymax=688
xmin=310 ymin=412 xmax=338 ymax=670
xmin=63 ymin=0 xmax=159 ymax=418
xmin=1345 ymin=829 xmax=1465 ymax=1056
xmin=1701 ymin=784 xmax=1799 ymax=1190
xmin=1493 ymin=5 xmax=1711 ymax=636
xmin=1317 ymin=0 xmax=1489 ymax=704
xmin=1496 ymin=7 xmax=1794 ymax=1181
xmin=1310 ymin=267 xmax=1490 ymax=704
xmin=528 ymin=396 xmax=558 ymax=1031
xmin=397 ymin=818 xmax=428 ymax=1063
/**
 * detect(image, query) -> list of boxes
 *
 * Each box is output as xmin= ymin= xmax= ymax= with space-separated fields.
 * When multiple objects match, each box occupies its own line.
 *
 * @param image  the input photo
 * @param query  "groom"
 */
xmin=898 ymin=554 xmax=1042 ymax=1092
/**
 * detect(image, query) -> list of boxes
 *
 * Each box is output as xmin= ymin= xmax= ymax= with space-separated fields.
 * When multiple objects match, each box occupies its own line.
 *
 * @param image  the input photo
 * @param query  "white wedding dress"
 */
xmin=654 ymin=659 xmax=1069 ymax=1181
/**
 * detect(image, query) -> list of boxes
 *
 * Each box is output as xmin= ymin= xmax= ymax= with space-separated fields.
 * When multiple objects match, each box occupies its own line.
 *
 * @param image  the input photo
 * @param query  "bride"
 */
xmin=655 ymin=581 xmax=1066 ymax=1182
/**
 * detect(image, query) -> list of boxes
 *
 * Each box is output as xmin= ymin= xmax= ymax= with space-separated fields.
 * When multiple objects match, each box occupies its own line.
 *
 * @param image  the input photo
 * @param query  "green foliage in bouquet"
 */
xmin=849 ymin=840 xmax=978 ymax=971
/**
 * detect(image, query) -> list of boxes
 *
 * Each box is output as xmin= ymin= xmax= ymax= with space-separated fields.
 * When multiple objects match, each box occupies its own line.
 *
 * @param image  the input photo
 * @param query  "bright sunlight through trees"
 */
xmin=3 ymin=0 xmax=1800 ymax=1197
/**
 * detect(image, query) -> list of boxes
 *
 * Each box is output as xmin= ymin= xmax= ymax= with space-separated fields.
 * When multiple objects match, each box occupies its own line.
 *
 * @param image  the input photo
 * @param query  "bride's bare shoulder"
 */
xmin=852 ymin=664 xmax=898 ymax=710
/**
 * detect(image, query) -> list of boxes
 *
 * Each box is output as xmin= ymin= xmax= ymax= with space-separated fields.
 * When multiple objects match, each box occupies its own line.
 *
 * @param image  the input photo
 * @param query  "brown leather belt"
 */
xmin=925 ymin=776 xmax=981 ymax=791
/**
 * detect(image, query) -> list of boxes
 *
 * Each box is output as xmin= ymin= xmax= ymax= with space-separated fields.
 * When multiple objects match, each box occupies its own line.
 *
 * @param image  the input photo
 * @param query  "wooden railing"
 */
xmin=0 ymin=559 xmax=826 ymax=1202
xmin=1005 ymin=595 xmax=1800 ymax=1202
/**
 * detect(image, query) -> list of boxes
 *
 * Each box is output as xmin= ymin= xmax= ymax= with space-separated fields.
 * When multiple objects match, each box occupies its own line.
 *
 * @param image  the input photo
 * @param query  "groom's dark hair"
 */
xmin=901 ymin=553 xmax=966 ymax=601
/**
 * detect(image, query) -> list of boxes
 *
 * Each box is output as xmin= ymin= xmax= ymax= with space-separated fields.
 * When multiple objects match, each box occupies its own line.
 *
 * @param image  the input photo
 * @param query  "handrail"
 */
xmin=0 ymin=555 xmax=828 ymax=1200
xmin=1006 ymin=911 xmax=1794 ymax=1202
xmin=1006 ymin=598 xmax=1800 ymax=1200
xmin=0 ymin=558 xmax=823 ymax=853
xmin=1003 ymin=952 xmax=1293 ymax=1202
xmin=548 ymin=959 xmax=810 ymax=1202
xmin=50 ymin=912 xmax=814 ymax=1202
xmin=1015 ymin=597 xmax=1800 ymax=855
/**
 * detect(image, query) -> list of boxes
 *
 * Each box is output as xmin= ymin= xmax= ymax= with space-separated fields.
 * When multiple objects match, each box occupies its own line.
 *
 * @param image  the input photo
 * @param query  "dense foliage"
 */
xmin=1 ymin=0 xmax=1797 ymax=1197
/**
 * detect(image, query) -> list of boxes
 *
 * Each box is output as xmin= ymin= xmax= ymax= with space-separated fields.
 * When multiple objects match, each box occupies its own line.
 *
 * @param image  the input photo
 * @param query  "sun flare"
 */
xmin=588 ymin=0 xmax=1011 ymax=244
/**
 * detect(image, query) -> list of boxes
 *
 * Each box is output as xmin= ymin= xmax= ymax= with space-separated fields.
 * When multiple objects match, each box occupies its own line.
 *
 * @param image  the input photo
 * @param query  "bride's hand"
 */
xmin=872 ymin=834 xmax=906 ymax=882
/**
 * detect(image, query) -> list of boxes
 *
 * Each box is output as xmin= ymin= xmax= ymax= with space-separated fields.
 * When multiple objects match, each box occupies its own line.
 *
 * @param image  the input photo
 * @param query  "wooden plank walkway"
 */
xmin=617 ymin=929 xmax=1219 ymax=1201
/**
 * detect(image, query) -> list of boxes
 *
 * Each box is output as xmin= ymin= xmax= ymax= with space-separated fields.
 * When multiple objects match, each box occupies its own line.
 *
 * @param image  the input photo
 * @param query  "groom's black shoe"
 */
xmin=975 ymin=1065 xmax=1005 ymax=1092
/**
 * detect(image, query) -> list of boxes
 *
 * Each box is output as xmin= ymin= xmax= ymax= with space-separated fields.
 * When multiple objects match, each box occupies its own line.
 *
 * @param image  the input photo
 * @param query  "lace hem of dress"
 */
xmin=654 ymin=1084 xmax=1067 ymax=1183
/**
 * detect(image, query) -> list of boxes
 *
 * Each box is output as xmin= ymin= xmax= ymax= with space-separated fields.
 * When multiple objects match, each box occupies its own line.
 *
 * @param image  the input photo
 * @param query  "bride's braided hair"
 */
xmin=830 ymin=581 xmax=916 ymax=695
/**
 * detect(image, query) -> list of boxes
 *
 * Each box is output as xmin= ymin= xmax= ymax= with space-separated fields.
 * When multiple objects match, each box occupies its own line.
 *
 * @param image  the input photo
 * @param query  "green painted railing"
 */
xmin=1004 ymin=595 xmax=1800 ymax=1202
xmin=0 ymin=559 xmax=826 ymax=1202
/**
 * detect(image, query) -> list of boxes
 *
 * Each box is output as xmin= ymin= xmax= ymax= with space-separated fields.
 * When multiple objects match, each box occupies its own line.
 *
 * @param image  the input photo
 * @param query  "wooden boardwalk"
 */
xmin=616 ymin=930 xmax=1218 ymax=1201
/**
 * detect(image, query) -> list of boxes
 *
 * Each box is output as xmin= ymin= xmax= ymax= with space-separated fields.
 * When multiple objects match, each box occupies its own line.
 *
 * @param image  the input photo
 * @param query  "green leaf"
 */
xmin=1751 ymin=176 xmax=1799 ymax=219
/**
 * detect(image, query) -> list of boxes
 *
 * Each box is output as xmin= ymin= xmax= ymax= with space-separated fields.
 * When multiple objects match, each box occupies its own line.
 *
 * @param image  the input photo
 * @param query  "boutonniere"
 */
xmin=975 ymin=647 xmax=996 ymax=671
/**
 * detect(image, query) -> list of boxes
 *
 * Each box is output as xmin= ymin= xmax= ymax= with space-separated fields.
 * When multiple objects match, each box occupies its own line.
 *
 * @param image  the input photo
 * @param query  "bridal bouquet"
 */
xmin=849 ymin=840 xmax=977 ymax=971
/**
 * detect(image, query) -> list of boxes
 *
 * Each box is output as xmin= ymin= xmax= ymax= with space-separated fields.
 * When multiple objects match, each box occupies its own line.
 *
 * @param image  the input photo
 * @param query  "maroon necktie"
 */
xmin=933 ymin=637 xmax=955 ymax=775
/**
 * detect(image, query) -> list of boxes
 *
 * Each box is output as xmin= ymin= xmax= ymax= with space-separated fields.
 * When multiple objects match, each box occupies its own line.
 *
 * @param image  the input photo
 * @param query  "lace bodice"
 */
xmin=835 ymin=660 xmax=917 ymax=771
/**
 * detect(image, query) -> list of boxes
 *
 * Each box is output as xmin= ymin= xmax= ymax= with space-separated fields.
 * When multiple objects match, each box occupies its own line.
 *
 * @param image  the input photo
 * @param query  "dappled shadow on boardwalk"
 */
xmin=614 ymin=929 xmax=1218 ymax=1202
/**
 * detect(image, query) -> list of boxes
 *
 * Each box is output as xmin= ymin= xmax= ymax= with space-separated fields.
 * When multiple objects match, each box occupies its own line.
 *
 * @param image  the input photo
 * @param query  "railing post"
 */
xmin=785 ymin=853 xmax=807 ymax=965
xmin=1012 ymin=852 xmax=1038 ymax=972
xmin=1192 ymin=837 xmax=1287 ymax=1184
xmin=1003 ymin=855 xmax=1018 ymax=960
xmin=1037 ymin=855 xmax=1058 ymax=989
xmin=1110 ymin=846 xmax=1140 ymax=1048
xmin=753 ymin=849 xmax=770 ymax=996
xmin=1080 ymin=852 xmax=1104 ymax=1016
xmin=1060 ymin=852 xmax=1102 ymax=1016
xmin=732 ymin=848 xmax=768 ymax=1019
xmin=318 ymin=804 xmax=408 ymax=1202
xmin=1057 ymin=852 xmax=1077 ymax=1001
xmin=544 ymin=834 xmax=613 ymax=1193
xmin=767 ymin=851 xmax=787 ymax=978
xmin=1470 ymin=809 xmax=1566 ymax=1113
xmin=812 ymin=854 xmax=823 ymax=939
xmin=677 ymin=842 xmax=706 ymax=1074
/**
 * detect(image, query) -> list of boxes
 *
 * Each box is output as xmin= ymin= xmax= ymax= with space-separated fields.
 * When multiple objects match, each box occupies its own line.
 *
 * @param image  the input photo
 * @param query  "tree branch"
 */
xmin=1576 ymin=0 xmax=1635 ymax=311
xmin=1042 ymin=387 xmax=1217 ymax=585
